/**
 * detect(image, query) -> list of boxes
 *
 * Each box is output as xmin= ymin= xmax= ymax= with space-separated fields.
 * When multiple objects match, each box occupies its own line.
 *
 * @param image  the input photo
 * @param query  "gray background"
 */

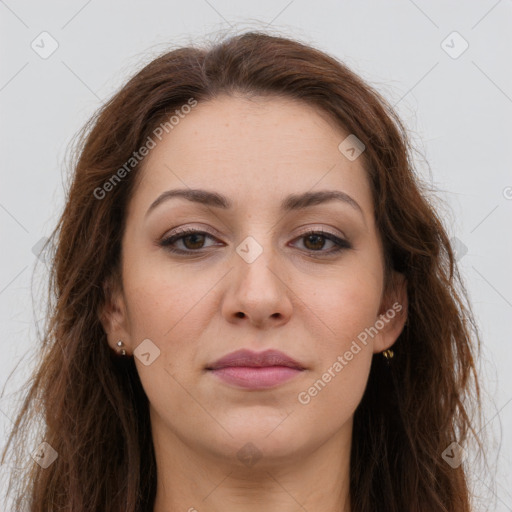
xmin=1 ymin=0 xmax=511 ymax=510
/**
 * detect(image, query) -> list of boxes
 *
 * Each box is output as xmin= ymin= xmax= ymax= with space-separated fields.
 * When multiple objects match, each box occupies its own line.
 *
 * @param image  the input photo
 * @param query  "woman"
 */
xmin=2 ymin=30 xmax=484 ymax=511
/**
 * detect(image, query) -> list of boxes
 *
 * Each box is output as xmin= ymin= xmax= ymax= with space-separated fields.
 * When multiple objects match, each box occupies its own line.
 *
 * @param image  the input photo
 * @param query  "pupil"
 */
xmin=184 ymin=234 xmax=204 ymax=249
xmin=305 ymin=234 xmax=324 ymax=250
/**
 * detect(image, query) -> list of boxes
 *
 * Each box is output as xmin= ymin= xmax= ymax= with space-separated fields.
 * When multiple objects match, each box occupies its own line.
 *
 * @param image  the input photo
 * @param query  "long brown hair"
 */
xmin=2 ymin=30 xmax=485 ymax=511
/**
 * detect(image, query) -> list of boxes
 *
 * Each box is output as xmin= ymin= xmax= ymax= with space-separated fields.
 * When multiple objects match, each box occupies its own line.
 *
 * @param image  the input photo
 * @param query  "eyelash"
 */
xmin=159 ymin=228 xmax=351 ymax=257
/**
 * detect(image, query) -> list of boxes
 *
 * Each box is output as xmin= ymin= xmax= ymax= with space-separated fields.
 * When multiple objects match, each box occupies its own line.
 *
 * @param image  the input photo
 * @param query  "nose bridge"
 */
xmin=232 ymin=200 xmax=283 ymax=261
xmin=222 ymin=230 xmax=293 ymax=326
xmin=234 ymin=232 xmax=282 ymax=293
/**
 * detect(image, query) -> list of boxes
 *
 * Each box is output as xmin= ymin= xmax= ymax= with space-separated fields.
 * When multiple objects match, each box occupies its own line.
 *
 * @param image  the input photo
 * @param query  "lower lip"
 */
xmin=208 ymin=366 xmax=303 ymax=389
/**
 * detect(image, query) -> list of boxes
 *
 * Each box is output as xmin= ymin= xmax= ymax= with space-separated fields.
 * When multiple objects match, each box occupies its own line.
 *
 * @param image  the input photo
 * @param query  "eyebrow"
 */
xmin=145 ymin=188 xmax=364 ymax=218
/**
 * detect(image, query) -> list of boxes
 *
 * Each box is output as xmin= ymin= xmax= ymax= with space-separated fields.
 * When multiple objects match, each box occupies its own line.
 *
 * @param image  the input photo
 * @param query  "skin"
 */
xmin=100 ymin=94 xmax=408 ymax=512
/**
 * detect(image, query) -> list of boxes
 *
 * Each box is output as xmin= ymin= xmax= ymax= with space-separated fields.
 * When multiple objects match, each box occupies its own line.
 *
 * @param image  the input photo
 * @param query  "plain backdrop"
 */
xmin=1 ymin=1 xmax=511 ymax=510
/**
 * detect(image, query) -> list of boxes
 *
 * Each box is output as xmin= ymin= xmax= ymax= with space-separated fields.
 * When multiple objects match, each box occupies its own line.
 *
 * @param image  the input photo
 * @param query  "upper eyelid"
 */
xmin=160 ymin=226 xmax=349 ymax=247
xmin=162 ymin=221 xmax=347 ymax=238
xmin=162 ymin=223 xmax=348 ymax=240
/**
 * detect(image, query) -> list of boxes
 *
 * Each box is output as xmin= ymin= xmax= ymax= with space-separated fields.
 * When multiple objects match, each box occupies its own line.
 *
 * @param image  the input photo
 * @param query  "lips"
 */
xmin=206 ymin=349 xmax=306 ymax=390
xmin=206 ymin=348 xmax=305 ymax=371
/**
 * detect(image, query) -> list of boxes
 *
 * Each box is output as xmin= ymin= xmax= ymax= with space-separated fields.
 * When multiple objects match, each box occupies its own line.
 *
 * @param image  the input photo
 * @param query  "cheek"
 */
xmin=294 ymin=264 xmax=381 ymax=408
xmin=122 ymin=259 xmax=217 ymax=342
xmin=295 ymin=345 xmax=372 ymax=443
xmin=295 ymin=280 xmax=378 ymax=417
xmin=303 ymin=262 xmax=383 ymax=344
xmin=122 ymin=262 xmax=220 ymax=412
xmin=125 ymin=268 xmax=210 ymax=426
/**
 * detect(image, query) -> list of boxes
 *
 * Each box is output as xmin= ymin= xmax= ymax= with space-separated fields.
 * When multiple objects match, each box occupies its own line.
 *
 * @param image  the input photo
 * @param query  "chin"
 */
xmin=207 ymin=418 xmax=312 ymax=461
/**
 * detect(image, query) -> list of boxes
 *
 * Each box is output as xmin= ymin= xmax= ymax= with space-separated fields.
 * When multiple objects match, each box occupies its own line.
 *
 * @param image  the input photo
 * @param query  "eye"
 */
xmin=159 ymin=228 xmax=351 ymax=256
xmin=290 ymin=229 xmax=351 ymax=256
xmin=159 ymin=228 xmax=221 ymax=254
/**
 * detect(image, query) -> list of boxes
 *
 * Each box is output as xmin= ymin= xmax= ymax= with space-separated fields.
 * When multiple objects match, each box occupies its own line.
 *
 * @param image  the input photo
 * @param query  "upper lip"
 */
xmin=206 ymin=349 xmax=305 ymax=370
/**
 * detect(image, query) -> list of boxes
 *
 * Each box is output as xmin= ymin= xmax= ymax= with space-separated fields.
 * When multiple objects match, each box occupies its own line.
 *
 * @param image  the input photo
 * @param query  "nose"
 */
xmin=221 ymin=242 xmax=293 ymax=330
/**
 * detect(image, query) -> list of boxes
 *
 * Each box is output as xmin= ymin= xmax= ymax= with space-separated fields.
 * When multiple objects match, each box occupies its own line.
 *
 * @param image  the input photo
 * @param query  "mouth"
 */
xmin=205 ymin=349 xmax=306 ymax=390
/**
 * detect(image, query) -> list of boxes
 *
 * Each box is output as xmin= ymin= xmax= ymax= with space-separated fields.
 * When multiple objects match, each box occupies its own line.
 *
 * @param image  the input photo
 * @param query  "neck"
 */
xmin=151 ymin=411 xmax=353 ymax=512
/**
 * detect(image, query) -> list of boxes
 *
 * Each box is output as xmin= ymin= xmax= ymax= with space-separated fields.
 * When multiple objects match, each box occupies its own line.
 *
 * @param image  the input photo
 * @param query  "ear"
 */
xmin=372 ymin=270 xmax=408 ymax=354
xmin=98 ymin=273 xmax=133 ymax=355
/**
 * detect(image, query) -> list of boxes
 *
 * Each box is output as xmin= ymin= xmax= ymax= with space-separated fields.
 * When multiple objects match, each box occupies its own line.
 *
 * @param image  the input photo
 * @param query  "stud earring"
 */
xmin=382 ymin=349 xmax=394 ymax=364
xmin=116 ymin=340 xmax=127 ymax=356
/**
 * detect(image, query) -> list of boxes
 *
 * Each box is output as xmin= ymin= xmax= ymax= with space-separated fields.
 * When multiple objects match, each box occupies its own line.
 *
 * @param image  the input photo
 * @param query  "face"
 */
xmin=101 ymin=94 xmax=407 ymax=468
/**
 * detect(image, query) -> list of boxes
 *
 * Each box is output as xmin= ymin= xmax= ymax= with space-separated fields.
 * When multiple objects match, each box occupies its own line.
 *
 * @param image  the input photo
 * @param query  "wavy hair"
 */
xmin=2 ymin=30 xmax=484 ymax=511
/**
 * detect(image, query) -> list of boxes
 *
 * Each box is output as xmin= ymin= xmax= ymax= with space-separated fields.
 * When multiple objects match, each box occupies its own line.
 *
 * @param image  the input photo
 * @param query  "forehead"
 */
xmin=130 ymin=94 xmax=373 ymax=218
